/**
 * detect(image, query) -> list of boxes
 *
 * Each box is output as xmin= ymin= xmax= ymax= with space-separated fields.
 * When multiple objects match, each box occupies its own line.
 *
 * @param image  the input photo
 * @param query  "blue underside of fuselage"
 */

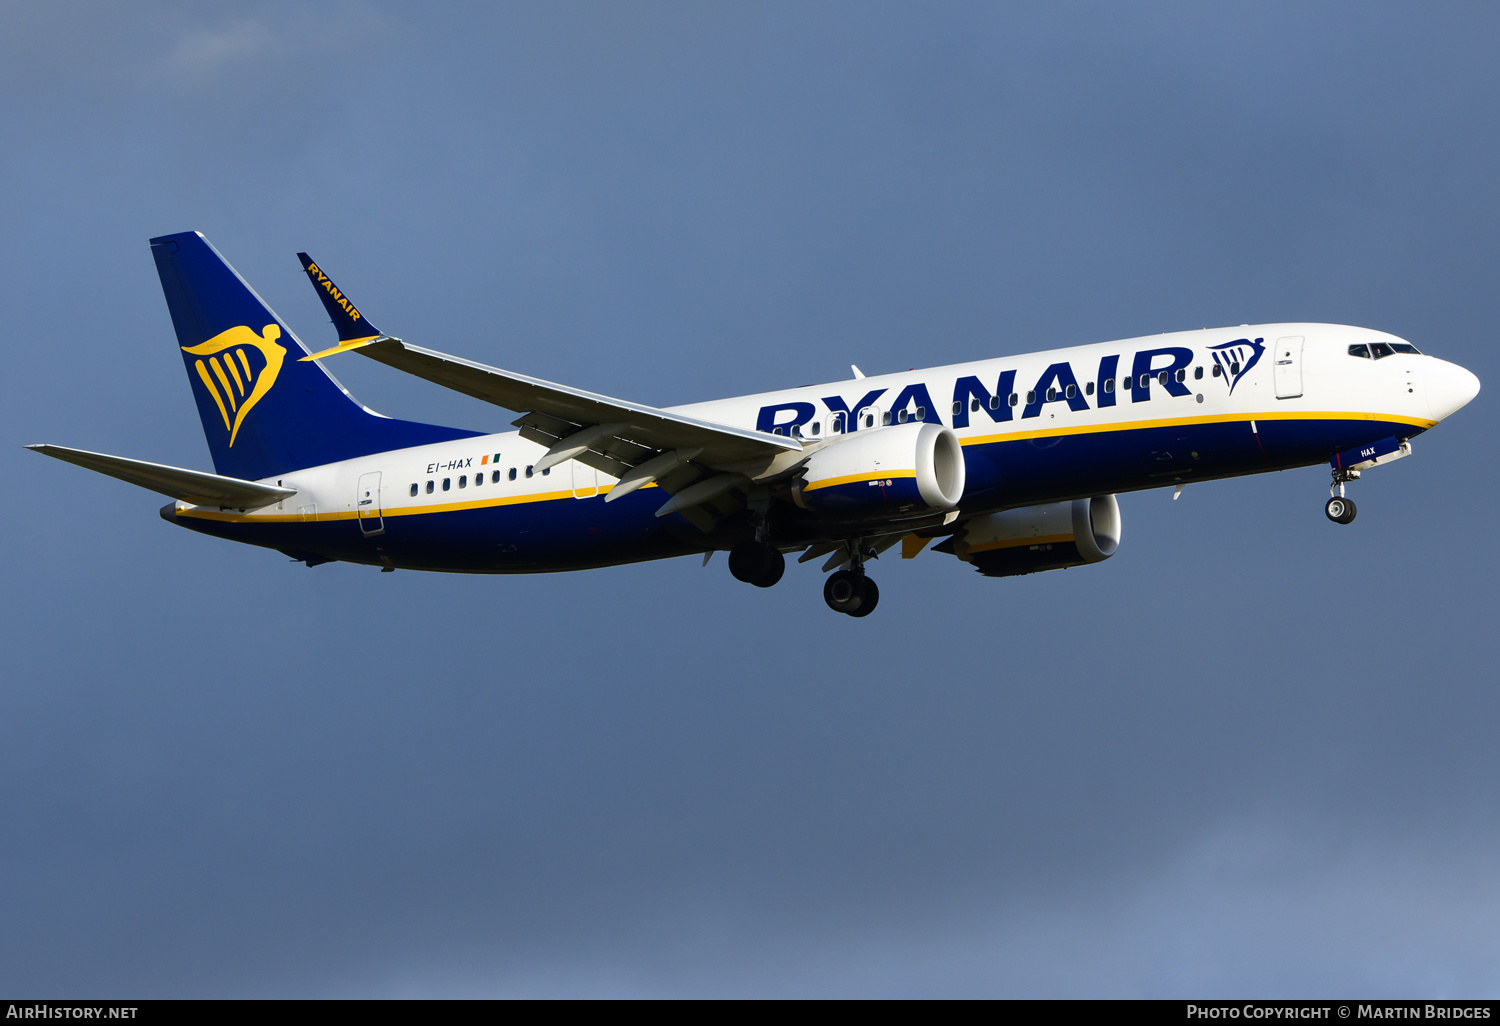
xmin=167 ymin=417 xmax=1421 ymax=573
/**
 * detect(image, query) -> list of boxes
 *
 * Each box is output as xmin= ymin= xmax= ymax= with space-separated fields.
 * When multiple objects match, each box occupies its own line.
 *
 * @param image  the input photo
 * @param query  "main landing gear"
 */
xmin=727 ymin=531 xmax=879 ymax=618
xmin=1326 ymin=468 xmax=1359 ymax=525
xmin=728 ymin=539 xmax=785 ymax=588
xmin=824 ymin=568 xmax=878 ymax=617
xmin=821 ymin=540 xmax=879 ymax=617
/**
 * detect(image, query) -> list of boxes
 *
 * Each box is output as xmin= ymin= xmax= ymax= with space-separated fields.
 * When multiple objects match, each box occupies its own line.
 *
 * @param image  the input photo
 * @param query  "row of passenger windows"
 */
xmin=410 ymin=465 xmax=550 ymax=497
xmin=1350 ymin=342 xmax=1421 ymax=359
xmin=769 ymin=366 xmax=1226 ymax=436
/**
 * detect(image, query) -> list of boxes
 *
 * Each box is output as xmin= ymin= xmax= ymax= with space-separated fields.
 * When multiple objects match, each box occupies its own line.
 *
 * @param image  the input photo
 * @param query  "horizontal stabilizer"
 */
xmin=27 ymin=444 xmax=295 ymax=509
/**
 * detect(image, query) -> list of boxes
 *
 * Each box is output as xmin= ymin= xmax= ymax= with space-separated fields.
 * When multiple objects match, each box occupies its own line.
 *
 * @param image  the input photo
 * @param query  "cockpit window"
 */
xmin=1351 ymin=341 xmax=1422 ymax=360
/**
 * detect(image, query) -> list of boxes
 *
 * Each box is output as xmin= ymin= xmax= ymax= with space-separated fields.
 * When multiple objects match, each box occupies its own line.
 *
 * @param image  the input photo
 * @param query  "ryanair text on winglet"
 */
xmin=304 ymin=261 xmax=362 ymax=323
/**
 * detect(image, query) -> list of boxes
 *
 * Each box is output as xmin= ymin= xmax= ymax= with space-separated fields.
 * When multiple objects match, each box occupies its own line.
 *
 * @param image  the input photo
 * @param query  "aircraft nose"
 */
xmin=1426 ymin=358 xmax=1481 ymax=421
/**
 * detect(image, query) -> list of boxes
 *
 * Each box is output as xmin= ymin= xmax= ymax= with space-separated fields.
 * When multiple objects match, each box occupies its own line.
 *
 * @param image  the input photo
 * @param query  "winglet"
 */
xmin=297 ymin=252 xmax=384 ymax=360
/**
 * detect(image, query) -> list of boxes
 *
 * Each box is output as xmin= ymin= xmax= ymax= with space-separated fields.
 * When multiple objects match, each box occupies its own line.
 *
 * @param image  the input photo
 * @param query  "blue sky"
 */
xmin=2 ymin=2 xmax=1497 ymax=996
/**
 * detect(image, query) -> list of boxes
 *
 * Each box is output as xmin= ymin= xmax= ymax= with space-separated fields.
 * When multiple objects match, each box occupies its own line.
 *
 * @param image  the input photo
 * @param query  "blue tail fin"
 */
xmin=150 ymin=231 xmax=480 ymax=480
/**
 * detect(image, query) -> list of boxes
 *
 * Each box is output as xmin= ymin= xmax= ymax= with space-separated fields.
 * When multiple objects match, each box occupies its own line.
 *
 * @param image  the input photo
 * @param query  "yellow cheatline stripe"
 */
xmin=965 ymin=533 xmax=1073 ymax=555
xmin=300 ymin=336 xmax=381 ymax=362
xmin=174 ymin=482 xmax=644 ymax=523
xmin=209 ymin=357 xmax=238 ymax=411
xmin=960 ymin=409 xmax=1436 ymax=447
xmin=224 ymin=350 xmax=246 ymax=396
xmin=193 ymin=360 xmax=232 ymax=430
xmin=802 ymin=469 xmax=917 ymax=492
xmin=235 ymin=348 xmax=253 ymax=383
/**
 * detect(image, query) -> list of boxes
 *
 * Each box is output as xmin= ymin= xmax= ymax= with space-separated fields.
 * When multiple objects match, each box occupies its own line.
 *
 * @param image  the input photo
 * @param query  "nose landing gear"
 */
xmin=1325 ymin=469 xmax=1359 ymax=525
xmin=1325 ymin=495 xmax=1357 ymax=524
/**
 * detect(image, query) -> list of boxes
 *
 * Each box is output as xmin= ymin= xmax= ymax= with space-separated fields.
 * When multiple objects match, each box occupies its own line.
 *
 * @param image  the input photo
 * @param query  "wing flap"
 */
xmin=27 ymin=444 xmax=295 ymax=509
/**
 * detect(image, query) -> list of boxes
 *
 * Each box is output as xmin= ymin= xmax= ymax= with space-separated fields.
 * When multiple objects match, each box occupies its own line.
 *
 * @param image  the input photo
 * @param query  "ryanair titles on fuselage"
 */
xmin=752 ymin=339 xmax=1266 ymax=434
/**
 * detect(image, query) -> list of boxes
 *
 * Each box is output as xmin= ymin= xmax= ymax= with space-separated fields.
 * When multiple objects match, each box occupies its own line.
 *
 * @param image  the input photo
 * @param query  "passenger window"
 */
xmin=509 ymin=468 xmax=517 ymax=481
xmin=1103 ymin=378 xmax=1114 ymax=393
xmin=988 ymin=395 xmax=999 ymax=409
xmin=832 ymin=413 xmax=845 ymax=433
xmin=442 ymin=478 xmax=451 ymax=491
xmin=543 ymin=467 xmax=550 ymax=476
xmin=1008 ymin=393 xmax=1019 ymax=406
xmin=492 ymin=470 xmax=501 ymax=483
xmin=1046 ymin=387 xmax=1057 ymax=402
xmin=1212 ymin=364 xmax=1222 ymax=377
xmin=410 ymin=483 xmax=418 ymax=497
xmin=1175 ymin=369 xmax=1186 ymax=383
xmin=525 ymin=466 xmax=533 ymax=478
xmin=953 ymin=401 xmax=963 ymax=415
xmin=1027 ymin=390 xmax=1037 ymax=404
xmin=1158 ymin=371 xmax=1169 ymax=386
xmin=426 ymin=480 xmax=434 ymax=494
xmin=1085 ymin=381 xmax=1094 ymax=395
xmin=811 ymin=422 xmax=821 ymax=436
xmin=916 ymin=406 xmax=925 ymax=420
xmin=459 ymin=475 xmax=467 ymax=488
xmin=1194 ymin=366 xmax=1203 ymax=379
xmin=1139 ymin=374 xmax=1149 ymax=388
xmin=883 ymin=412 xmax=892 ymax=425
xmin=897 ymin=409 xmax=908 ymax=423
xmin=1230 ymin=361 xmax=1240 ymax=375
xmin=1065 ymin=384 xmax=1077 ymax=399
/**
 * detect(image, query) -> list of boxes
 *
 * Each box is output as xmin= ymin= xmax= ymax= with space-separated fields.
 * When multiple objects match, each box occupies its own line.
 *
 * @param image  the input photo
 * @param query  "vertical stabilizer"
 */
xmin=150 ymin=231 xmax=479 ymax=480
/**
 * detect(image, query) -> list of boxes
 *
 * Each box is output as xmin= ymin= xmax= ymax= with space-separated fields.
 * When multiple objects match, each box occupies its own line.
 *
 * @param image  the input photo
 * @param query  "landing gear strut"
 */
xmin=822 ymin=540 xmax=879 ymax=617
xmin=1326 ymin=469 xmax=1359 ymax=525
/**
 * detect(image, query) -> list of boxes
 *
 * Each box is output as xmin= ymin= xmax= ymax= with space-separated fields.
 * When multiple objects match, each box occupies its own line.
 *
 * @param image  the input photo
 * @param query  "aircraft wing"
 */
xmin=27 ymin=444 xmax=295 ymax=509
xmin=309 ymin=337 xmax=798 ymax=468
xmin=297 ymin=254 xmax=802 ymax=528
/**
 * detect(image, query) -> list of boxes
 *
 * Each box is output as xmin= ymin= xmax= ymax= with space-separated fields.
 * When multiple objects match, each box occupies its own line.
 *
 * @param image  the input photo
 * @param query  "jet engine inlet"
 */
xmin=938 ymin=495 xmax=1121 ymax=577
xmin=792 ymin=421 xmax=966 ymax=519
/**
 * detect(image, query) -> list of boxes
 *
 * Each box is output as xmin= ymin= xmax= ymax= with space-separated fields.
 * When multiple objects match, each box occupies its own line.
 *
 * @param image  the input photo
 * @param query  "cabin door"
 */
xmin=1274 ymin=336 xmax=1304 ymax=399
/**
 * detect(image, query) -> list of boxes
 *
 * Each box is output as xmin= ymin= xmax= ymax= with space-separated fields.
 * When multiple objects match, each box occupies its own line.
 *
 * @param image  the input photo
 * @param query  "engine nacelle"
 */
xmin=792 ymin=421 xmax=966 ymax=519
xmin=938 ymin=495 xmax=1121 ymax=577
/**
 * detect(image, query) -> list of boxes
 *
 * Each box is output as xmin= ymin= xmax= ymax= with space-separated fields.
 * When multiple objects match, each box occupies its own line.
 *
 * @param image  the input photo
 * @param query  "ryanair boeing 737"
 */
xmin=29 ymin=232 xmax=1481 ymax=617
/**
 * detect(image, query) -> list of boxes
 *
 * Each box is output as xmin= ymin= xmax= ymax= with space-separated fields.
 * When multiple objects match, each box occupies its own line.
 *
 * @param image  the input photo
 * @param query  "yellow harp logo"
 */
xmin=182 ymin=324 xmax=287 ymax=446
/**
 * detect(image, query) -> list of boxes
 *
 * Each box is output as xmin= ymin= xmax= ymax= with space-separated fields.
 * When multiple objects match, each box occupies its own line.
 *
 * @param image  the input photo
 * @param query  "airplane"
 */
xmin=29 ymin=231 xmax=1481 ymax=617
